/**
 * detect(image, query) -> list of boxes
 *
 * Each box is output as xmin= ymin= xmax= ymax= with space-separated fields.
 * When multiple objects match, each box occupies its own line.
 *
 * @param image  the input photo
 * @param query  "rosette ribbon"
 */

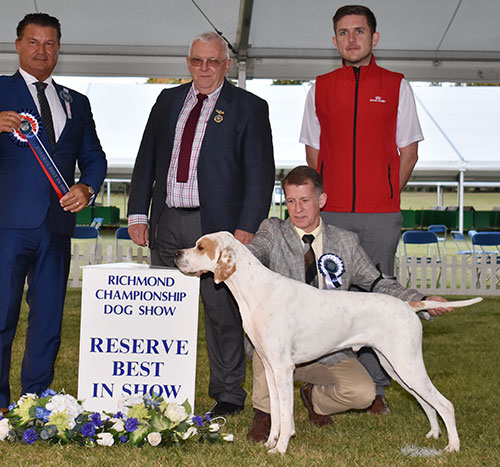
xmin=318 ymin=253 xmax=345 ymax=289
xmin=12 ymin=110 xmax=69 ymax=199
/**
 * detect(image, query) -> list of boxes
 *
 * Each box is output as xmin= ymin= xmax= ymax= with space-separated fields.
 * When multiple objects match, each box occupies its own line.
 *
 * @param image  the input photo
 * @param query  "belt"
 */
xmin=172 ymin=207 xmax=200 ymax=211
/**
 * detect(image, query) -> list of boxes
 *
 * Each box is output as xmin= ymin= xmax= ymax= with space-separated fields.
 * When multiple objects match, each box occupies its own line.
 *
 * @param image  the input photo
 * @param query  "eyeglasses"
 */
xmin=188 ymin=57 xmax=228 ymax=69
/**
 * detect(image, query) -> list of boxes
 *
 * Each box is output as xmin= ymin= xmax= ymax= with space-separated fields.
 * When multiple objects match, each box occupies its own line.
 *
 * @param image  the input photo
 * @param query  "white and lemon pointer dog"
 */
xmin=174 ymin=232 xmax=482 ymax=455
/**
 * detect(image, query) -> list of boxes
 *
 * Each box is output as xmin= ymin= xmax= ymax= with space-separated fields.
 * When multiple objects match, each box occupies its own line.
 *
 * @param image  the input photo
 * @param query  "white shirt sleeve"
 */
xmin=299 ymin=79 xmax=424 ymax=151
xmin=299 ymin=83 xmax=320 ymax=149
xmin=396 ymin=79 xmax=424 ymax=148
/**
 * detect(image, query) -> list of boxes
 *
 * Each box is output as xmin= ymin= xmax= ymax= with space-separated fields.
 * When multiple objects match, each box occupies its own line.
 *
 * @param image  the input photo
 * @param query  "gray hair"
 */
xmin=189 ymin=31 xmax=230 ymax=59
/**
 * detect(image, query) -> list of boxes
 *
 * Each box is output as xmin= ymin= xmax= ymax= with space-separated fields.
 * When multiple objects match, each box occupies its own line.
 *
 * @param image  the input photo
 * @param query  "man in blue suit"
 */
xmin=128 ymin=32 xmax=275 ymax=416
xmin=0 ymin=13 xmax=107 ymax=413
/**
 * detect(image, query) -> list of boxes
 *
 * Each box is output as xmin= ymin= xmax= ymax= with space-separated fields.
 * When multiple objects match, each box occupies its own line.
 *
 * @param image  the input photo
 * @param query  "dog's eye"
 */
xmin=197 ymin=245 xmax=204 ymax=251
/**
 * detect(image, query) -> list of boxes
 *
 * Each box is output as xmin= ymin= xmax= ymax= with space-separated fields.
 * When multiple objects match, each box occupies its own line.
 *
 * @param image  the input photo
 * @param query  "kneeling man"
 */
xmin=245 ymin=166 xmax=449 ymax=442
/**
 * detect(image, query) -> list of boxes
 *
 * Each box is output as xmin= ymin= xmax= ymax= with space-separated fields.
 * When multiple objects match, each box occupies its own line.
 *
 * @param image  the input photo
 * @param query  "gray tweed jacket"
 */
xmin=247 ymin=217 xmax=424 ymax=365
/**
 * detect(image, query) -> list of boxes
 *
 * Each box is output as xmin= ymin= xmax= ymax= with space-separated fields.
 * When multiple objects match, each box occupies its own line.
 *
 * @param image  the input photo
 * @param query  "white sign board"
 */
xmin=78 ymin=263 xmax=200 ymax=412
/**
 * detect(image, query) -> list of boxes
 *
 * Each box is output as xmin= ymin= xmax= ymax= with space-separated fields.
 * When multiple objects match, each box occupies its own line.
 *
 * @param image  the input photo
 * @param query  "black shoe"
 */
xmin=209 ymin=401 xmax=244 ymax=417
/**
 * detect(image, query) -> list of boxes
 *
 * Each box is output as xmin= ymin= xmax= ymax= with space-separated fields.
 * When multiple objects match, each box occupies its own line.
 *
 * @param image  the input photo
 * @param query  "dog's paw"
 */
xmin=264 ymin=438 xmax=278 ymax=449
xmin=444 ymin=442 xmax=460 ymax=453
xmin=425 ymin=428 xmax=441 ymax=439
xmin=267 ymin=446 xmax=287 ymax=455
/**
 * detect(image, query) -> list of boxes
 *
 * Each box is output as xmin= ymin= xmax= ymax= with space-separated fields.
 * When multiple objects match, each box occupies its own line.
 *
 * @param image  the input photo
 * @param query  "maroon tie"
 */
xmin=303 ymin=234 xmax=318 ymax=287
xmin=177 ymin=93 xmax=208 ymax=182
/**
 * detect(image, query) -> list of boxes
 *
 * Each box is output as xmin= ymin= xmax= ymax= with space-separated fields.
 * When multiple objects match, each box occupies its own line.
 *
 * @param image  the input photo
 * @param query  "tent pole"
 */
xmin=458 ymin=168 xmax=465 ymax=233
xmin=238 ymin=60 xmax=247 ymax=89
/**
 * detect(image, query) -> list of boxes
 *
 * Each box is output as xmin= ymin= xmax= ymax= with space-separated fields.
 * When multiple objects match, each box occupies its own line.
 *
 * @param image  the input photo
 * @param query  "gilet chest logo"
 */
xmin=369 ymin=95 xmax=387 ymax=103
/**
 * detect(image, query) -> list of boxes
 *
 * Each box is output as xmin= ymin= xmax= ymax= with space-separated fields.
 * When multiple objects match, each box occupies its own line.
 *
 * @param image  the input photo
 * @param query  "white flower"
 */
xmin=147 ymin=432 xmax=162 ymax=446
xmin=209 ymin=422 xmax=220 ymax=432
xmin=117 ymin=394 xmax=144 ymax=416
xmin=181 ymin=426 xmax=198 ymax=440
xmin=0 ymin=418 xmax=11 ymax=441
xmin=109 ymin=418 xmax=124 ymax=432
xmin=222 ymin=433 xmax=234 ymax=442
xmin=45 ymin=394 xmax=84 ymax=429
xmin=165 ymin=403 xmax=188 ymax=423
xmin=96 ymin=432 xmax=115 ymax=446
xmin=46 ymin=394 xmax=83 ymax=417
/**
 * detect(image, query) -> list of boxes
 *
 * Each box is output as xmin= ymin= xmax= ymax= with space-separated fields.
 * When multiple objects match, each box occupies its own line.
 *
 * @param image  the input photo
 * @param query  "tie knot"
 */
xmin=302 ymin=234 xmax=315 ymax=245
xmin=197 ymin=93 xmax=208 ymax=102
xmin=34 ymin=81 xmax=48 ymax=92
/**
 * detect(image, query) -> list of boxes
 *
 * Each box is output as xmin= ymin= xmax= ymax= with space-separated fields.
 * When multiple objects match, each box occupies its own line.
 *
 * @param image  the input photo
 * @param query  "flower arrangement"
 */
xmin=0 ymin=390 xmax=233 ymax=447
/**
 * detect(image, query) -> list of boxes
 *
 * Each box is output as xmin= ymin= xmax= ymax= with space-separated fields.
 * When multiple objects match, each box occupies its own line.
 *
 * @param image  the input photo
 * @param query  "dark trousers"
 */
xmin=0 ymin=216 xmax=70 ymax=407
xmin=321 ymin=211 xmax=403 ymax=395
xmin=151 ymin=207 xmax=246 ymax=406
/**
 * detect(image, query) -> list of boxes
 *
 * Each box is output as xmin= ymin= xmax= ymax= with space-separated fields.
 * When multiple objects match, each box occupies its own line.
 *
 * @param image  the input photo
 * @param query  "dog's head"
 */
xmin=174 ymin=232 xmax=237 ymax=284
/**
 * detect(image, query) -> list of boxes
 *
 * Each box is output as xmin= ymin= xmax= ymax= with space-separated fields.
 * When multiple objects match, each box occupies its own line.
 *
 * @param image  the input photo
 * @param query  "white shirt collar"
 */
xmin=19 ymin=68 xmax=54 ymax=88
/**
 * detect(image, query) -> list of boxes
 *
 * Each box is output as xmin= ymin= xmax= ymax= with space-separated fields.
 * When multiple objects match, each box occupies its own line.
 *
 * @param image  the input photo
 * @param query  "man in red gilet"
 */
xmin=300 ymin=5 xmax=423 ymax=415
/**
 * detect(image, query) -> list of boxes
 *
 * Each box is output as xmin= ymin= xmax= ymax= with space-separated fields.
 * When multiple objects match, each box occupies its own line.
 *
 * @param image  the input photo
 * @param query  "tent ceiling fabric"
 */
xmin=1 ymin=0 xmax=500 ymax=81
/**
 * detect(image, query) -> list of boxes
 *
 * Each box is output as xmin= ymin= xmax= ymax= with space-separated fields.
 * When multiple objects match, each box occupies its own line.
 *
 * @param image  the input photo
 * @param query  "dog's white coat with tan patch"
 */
xmin=174 ymin=232 xmax=482 ymax=455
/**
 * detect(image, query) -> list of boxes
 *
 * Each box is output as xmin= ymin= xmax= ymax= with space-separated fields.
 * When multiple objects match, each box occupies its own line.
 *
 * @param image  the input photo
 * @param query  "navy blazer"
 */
xmin=128 ymin=79 xmax=275 ymax=247
xmin=0 ymin=71 xmax=107 ymax=236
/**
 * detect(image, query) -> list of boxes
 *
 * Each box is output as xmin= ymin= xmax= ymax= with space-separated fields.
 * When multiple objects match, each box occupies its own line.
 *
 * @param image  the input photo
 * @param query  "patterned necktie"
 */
xmin=177 ymin=93 xmax=208 ymax=182
xmin=34 ymin=81 xmax=56 ymax=148
xmin=302 ymin=234 xmax=318 ymax=287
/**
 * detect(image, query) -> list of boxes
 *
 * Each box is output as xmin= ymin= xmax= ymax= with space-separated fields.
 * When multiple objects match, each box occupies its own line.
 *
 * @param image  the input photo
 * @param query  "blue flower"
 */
xmin=124 ymin=417 xmax=139 ymax=433
xmin=113 ymin=411 xmax=124 ymax=419
xmin=192 ymin=415 xmax=204 ymax=427
xmin=35 ymin=406 xmax=51 ymax=423
xmin=205 ymin=412 xmax=211 ymax=422
xmin=120 ymin=435 xmax=128 ymax=443
xmin=40 ymin=388 xmax=57 ymax=398
xmin=8 ymin=403 xmax=15 ymax=411
xmin=90 ymin=412 xmax=102 ymax=427
xmin=23 ymin=428 xmax=38 ymax=444
xmin=81 ymin=422 xmax=96 ymax=437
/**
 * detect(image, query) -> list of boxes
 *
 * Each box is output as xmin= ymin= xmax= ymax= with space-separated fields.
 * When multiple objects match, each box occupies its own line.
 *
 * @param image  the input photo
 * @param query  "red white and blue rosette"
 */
xmin=10 ymin=109 xmax=70 ymax=199
xmin=318 ymin=253 xmax=345 ymax=289
xmin=9 ymin=109 xmax=41 ymax=147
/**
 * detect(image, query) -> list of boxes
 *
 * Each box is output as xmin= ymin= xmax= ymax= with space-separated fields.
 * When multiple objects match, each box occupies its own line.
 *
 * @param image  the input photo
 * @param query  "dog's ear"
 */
xmin=214 ymin=246 xmax=236 ymax=283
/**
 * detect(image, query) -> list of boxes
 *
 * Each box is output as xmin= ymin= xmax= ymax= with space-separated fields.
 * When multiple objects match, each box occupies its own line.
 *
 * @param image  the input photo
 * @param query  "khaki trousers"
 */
xmin=252 ymin=353 xmax=376 ymax=416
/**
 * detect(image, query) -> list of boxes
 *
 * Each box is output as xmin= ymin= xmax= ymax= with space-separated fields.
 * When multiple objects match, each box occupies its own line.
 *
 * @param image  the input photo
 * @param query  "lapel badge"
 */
xmin=214 ymin=110 xmax=224 ymax=123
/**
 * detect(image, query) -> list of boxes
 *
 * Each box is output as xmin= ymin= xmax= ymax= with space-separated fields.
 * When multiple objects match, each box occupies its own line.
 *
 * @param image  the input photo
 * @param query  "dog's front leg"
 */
xmin=268 ymin=363 xmax=295 ymax=455
xmin=260 ymin=356 xmax=280 ymax=450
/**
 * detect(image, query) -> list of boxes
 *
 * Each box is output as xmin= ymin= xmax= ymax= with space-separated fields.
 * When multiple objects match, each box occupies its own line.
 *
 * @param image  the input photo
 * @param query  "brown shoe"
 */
xmin=300 ymin=383 xmax=333 ymax=427
xmin=368 ymin=395 xmax=390 ymax=415
xmin=246 ymin=409 xmax=271 ymax=443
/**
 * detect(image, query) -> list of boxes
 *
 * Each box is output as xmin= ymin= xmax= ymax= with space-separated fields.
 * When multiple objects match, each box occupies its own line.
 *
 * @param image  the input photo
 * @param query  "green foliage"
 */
xmin=4 ymin=291 xmax=499 ymax=465
xmin=271 ymin=79 xmax=306 ymax=85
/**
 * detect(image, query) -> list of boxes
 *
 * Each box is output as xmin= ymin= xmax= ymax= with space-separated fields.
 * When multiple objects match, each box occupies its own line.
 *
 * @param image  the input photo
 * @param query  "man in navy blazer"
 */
xmin=0 ymin=13 xmax=106 ymax=413
xmin=128 ymin=32 xmax=275 ymax=416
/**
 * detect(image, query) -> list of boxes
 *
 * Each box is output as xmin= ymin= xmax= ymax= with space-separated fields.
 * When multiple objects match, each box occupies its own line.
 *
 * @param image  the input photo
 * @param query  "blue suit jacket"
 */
xmin=0 ymin=71 xmax=107 ymax=236
xmin=128 ymin=79 xmax=275 ymax=247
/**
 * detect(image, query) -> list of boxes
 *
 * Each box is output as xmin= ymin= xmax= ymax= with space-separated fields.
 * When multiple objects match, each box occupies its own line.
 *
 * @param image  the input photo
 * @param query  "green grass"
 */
xmin=4 ymin=291 xmax=499 ymax=465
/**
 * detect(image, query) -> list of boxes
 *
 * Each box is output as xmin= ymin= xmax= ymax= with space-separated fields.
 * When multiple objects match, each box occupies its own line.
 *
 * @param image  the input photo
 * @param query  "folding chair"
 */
xmin=115 ymin=226 xmax=132 ymax=248
xmin=470 ymin=232 xmax=500 ymax=286
xmin=72 ymin=225 xmax=100 ymax=263
xmin=402 ymin=230 xmax=442 ymax=286
xmin=428 ymin=224 xmax=447 ymax=253
xmin=450 ymin=230 xmax=476 ymax=256
xmin=90 ymin=217 xmax=104 ymax=229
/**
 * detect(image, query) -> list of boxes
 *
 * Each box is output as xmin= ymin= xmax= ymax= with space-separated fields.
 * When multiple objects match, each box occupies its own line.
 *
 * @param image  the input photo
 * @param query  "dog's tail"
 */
xmin=409 ymin=297 xmax=482 ymax=312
